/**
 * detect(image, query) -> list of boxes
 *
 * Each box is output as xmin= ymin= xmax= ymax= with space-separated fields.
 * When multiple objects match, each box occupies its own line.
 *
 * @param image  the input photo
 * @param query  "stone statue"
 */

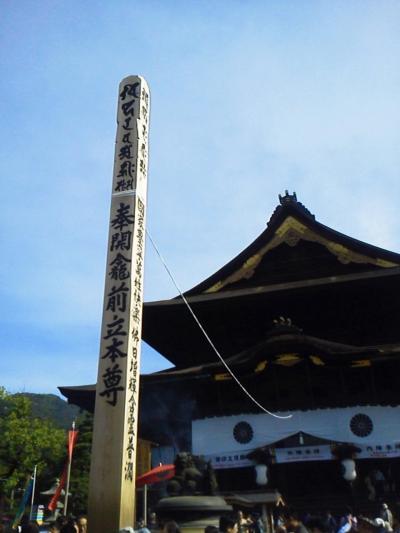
xmin=166 ymin=452 xmax=218 ymax=496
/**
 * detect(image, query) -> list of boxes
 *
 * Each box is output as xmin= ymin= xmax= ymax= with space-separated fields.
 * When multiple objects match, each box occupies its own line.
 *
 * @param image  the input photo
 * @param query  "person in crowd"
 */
xmin=55 ymin=517 xmax=68 ymax=531
xmin=219 ymin=516 xmax=238 ymax=533
xmin=283 ymin=510 xmax=308 ymax=533
xmin=306 ymin=517 xmax=328 ymax=533
xmin=1 ymin=520 xmax=12 ymax=533
xmin=305 ymin=516 xmax=328 ymax=533
xmin=237 ymin=511 xmax=252 ymax=533
xmin=322 ymin=510 xmax=337 ymax=533
xmin=275 ymin=513 xmax=286 ymax=533
xmin=60 ymin=516 xmax=78 ymax=533
xmin=2 ymin=520 xmax=14 ymax=533
xmin=380 ymin=504 xmax=393 ymax=529
xmin=76 ymin=516 xmax=87 ymax=533
xmin=391 ymin=517 xmax=400 ymax=533
xmin=371 ymin=469 xmax=386 ymax=499
xmin=373 ymin=518 xmax=392 ymax=533
xmin=387 ymin=464 xmax=396 ymax=494
xmin=338 ymin=507 xmax=357 ymax=533
xmin=162 ymin=521 xmax=181 ymax=533
xmin=204 ymin=527 xmax=219 ymax=533
xmin=136 ymin=518 xmax=151 ymax=533
xmin=358 ymin=517 xmax=381 ymax=533
xmin=148 ymin=513 xmax=158 ymax=530
xmin=365 ymin=474 xmax=376 ymax=501
xmin=21 ymin=522 xmax=40 ymax=533
xmin=250 ymin=514 xmax=264 ymax=533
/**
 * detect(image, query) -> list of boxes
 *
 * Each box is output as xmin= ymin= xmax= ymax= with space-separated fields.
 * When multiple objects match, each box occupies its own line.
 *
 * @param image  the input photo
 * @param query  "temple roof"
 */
xmin=184 ymin=191 xmax=400 ymax=295
xmin=60 ymin=325 xmax=400 ymax=419
xmin=142 ymin=193 xmax=400 ymax=367
xmin=146 ymin=323 xmax=400 ymax=379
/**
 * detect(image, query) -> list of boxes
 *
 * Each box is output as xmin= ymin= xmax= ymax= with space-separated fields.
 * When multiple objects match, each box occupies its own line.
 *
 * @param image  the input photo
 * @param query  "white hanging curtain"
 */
xmin=192 ymin=406 xmax=400 ymax=456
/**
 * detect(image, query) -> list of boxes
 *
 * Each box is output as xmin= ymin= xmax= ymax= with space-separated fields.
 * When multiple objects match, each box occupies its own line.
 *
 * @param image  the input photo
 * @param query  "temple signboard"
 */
xmin=88 ymin=76 xmax=150 ymax=533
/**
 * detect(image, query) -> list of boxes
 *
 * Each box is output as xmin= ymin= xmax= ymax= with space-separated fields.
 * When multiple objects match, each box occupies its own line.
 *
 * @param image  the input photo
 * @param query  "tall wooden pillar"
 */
xmin=88 ymin=75 xmax=150 ymax=532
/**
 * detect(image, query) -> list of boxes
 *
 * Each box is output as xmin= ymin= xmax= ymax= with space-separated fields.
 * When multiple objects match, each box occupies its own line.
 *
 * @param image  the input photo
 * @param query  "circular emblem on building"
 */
xmin=350 ymin=413 xmax=373 ymax=437
xmin=233 ymin=421 xmax=254 ymax=444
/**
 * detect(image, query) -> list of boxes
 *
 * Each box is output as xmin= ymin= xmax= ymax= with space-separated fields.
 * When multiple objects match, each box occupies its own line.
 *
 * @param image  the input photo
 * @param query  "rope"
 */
xmin=146 ymin=230 xmax=292 ymax=420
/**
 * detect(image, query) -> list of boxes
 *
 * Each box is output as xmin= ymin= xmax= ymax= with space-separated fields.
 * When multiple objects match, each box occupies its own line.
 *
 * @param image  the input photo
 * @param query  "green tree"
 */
xmin=69 ymin=411 xmax=93 ymax=515
xmin=0 ymin=388 xmax=65 ymax=512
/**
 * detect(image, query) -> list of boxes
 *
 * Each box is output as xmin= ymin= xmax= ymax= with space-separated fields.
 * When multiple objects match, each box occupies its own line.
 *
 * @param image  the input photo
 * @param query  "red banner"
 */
xmin=48 ymin=428 xmax=79 ymax=511
xmin=48 ymin=464 xmax=68 ymax=511
xmin=68 ymin=429 xmax=79 ymax=461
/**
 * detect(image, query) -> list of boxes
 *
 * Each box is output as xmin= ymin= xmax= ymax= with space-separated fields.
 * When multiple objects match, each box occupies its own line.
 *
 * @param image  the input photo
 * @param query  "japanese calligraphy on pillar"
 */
xmin=88 ymin=76 xmax=149 ymax=533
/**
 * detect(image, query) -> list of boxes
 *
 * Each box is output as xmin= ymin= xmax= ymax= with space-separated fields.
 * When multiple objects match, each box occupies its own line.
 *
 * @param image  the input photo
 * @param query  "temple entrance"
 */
xmin=276 ymin=461 xmax=341 ymax=498
xmin=274 ymin=458 xmax=400 ymax=513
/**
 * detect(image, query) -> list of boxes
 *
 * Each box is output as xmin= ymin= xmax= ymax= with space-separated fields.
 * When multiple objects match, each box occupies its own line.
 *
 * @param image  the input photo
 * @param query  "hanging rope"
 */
xmin=146 ymin=230 xmax=292 ymax=420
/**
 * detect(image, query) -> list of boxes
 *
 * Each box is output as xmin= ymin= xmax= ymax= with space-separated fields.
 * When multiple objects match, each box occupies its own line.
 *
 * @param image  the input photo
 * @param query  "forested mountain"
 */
xmin=13 ymin=392 xmax=81 ymax=429
xmin=0 ymin=389 xmax=92 ymax=515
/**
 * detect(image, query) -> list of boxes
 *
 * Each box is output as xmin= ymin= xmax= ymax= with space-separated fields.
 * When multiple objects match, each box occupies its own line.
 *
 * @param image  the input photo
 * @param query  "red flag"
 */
xmin=48 ymin=426 xmax=79 ymax=511
xmin=48 ymin=464 xmax=68 ymax=511
xmin=68 ymin=429 xmax=79 ymax=462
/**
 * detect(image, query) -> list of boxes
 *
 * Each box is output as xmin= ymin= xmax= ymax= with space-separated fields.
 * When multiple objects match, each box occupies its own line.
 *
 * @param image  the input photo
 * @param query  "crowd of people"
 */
xmin=273 ymin=505 xmax=395 ymax=533
xmin=232 ymin=503 xmax=397 ymax=533
xmin=127 ymin=501 xmax=398 ymax=533
xmin=125 ymin=503 xmax=398 ymax=533
xmin=0 ymin=515 xmax=87 ymax=533
xmin=0 ymin=501 xmax=397 ymax=533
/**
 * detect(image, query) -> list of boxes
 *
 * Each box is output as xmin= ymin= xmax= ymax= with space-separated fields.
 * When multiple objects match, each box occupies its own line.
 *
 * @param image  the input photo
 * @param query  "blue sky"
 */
xmin=1 ymin=1 xmax=399 ymax=395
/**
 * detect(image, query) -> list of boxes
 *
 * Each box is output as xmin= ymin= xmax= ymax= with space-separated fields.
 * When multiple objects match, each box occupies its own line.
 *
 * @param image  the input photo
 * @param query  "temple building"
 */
xmin=61 ymin=192 xmax=400 ymax=509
